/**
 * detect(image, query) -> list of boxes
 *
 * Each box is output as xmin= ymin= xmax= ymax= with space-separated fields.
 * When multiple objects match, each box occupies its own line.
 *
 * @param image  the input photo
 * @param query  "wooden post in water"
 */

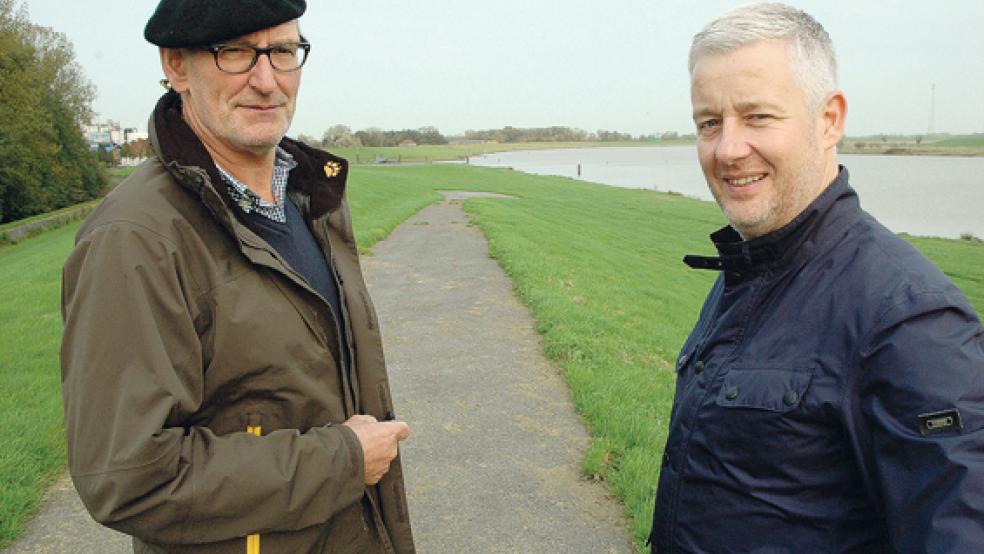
xmin=577 ymin=163 xmax=582 ymax=177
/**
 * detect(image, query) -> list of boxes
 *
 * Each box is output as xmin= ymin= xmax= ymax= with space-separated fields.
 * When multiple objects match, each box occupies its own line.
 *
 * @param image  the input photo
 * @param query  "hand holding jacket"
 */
xmin=342 ymin=415 xmax=411 ymax=485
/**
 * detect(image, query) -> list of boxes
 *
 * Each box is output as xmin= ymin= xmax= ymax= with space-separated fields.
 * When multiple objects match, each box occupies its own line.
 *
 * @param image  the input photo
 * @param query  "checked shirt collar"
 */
xmin=216 ymin=146 xmax=298 ymax=223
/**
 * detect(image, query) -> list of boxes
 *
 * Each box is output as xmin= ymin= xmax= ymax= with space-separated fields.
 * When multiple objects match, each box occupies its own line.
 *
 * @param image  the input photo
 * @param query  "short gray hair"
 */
xmin=689 ymin=2 xmax=837 ymax=111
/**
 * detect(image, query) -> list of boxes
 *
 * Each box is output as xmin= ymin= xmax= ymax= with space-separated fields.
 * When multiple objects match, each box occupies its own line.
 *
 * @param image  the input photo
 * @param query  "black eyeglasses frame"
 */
xmin=199 ymin=41 xmax=312 ymax=74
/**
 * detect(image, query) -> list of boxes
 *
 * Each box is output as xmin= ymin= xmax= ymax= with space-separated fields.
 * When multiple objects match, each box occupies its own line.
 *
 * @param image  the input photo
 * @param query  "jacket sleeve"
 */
xmin=858 ymin=287 xmax=984 ymax=553
xmin=61 ymin=221 xmax=367 ymax=544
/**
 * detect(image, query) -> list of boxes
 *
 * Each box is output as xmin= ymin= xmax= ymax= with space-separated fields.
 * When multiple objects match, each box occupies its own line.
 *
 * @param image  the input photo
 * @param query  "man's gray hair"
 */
xmin=689 ymin=2 xmax=837 ymax=111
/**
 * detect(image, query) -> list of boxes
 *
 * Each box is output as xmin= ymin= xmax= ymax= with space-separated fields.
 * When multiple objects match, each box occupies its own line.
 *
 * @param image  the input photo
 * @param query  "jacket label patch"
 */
xmin=918 ymin=408 xmax=963 ymax=436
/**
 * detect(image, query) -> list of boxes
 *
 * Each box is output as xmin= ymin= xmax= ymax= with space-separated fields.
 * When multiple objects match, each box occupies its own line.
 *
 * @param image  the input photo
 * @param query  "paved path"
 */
xmin=5 ymin=192 xmax=633 ymax=553
xmin=364 ymin=192 xmax=632 ymax=552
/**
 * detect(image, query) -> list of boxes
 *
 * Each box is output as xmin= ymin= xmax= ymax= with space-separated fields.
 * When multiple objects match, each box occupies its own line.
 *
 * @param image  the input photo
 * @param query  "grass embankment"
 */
xmin=1 ymin=164 xmax=982 ymax=549
xmin=348 ymin=165 xmax=984 ymax=548
xmin=0 ymin=167 xmax=135 ymax=246
xmin=839 ymin=134 xmax=984 ymax=156
xmin=0 ymin=223 xmax=80 ymax=546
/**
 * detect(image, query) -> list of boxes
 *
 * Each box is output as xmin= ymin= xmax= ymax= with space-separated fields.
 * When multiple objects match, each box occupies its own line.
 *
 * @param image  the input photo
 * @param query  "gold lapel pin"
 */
xmin=323 ymin=161 xmax=342 ymax=178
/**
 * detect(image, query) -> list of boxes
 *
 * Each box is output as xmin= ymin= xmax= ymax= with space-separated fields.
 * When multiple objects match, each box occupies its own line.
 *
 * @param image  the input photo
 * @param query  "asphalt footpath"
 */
xmin=5 ymin=191 xmax=633 ymax=553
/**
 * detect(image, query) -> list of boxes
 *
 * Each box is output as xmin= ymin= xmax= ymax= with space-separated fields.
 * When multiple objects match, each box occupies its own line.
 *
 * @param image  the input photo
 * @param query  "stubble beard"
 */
xmin=721 ymin=131 xmax=824 ymax=241
xmin=225 ymin=103 xmax=294 ymax=153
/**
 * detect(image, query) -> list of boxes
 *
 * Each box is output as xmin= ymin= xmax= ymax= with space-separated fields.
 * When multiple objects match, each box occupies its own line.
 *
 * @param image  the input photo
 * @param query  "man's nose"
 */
xmin=715 ymin=119 xmax=752 ymax=163
xmin=248 ymin=53 xmax=278 ymax=93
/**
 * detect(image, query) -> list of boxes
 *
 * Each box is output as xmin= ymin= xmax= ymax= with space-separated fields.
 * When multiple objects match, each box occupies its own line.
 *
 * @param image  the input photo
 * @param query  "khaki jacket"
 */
xmin=61 ymin=91 xmax=414 ymax=553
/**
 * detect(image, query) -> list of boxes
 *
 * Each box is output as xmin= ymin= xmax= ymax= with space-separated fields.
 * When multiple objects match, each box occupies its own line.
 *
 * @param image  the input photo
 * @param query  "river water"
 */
xmin=468 ymin=146 xmax=984 ymax=240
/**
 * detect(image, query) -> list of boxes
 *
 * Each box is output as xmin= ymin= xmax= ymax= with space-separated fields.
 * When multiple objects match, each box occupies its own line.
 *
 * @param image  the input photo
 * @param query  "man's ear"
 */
xmin=819 ymin=90 xmax=847 ymax=149
xmin=160 ymin=48 xmax=191 ymax=93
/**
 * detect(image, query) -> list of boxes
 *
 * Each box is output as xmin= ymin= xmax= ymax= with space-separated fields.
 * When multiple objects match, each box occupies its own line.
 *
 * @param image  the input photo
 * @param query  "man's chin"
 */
xmin=232 ymin=130 xmax=288 ymax=152
xmin=724 ymin=209 xmax=775 ymax=240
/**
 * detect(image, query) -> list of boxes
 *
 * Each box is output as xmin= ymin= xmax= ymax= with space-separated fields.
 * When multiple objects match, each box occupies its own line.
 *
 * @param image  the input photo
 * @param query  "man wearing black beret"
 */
xmin=61 ymin=1 xmax=415 ymax=552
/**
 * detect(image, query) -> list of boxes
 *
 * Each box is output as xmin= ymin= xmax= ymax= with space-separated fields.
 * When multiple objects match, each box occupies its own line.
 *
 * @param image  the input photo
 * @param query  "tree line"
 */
xmin=299 ymin=125 xmax=683 ymax=149
xmin=0 ymin=0 xmax=105 ymax=224
xmin=461 ymin=126 xmax=638 ymax=143
xmin=300 ymin=125 xmax=449 ymax=148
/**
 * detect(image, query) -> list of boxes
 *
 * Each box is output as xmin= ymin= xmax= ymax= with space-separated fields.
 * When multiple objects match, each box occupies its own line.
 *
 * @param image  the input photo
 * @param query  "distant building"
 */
xmin=83 ymin=121 xmax=148 ymax=165
xmin=83 ymin=122 xmax=147 ymax=150
xmin=84 ymin=122 xmax=123 ymax=147
xmin=398 ymin=139 xmax=417 ymax=147
xmin=126 ymin=130 xmax=149 ymax=143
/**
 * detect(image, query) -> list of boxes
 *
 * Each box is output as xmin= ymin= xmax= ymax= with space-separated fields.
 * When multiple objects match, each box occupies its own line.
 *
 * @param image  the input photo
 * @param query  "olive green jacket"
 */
xmin=61 ymin=91 xmax=414 ymax=553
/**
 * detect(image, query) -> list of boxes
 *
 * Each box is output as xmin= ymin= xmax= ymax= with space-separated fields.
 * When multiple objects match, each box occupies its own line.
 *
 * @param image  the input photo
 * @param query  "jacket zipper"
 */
xmin=246 ymin=423 xmax=262 ymax=554
xmin=327 ymin=237 xmax=360 ymax=414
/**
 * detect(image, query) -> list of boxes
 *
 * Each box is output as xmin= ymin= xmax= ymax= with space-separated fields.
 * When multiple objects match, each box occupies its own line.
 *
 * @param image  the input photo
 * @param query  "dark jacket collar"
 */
xmin=147 ymin=90 xmax=348 ymax=222
xmin=684 ymin=166 xmax=860 ymax=272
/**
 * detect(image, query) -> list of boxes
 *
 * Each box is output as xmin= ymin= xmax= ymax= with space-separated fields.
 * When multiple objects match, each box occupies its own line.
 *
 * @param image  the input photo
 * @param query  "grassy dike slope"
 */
xmin=351 ymin=164 xmax=984 ymax=545
xmin=1 ymin=163 xmax=981 ymax=548
xmin=0 ymin=223 xmax=79 ymax=546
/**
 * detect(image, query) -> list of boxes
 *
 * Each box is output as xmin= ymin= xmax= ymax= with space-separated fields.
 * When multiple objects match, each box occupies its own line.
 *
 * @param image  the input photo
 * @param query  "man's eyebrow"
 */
xmin=692 ymin=107 xmax=718 ymax=121
xmin=733 ymin=101 xmax=783 ymax=113
xmin=692 ymin=101 xmax=784 ymax=120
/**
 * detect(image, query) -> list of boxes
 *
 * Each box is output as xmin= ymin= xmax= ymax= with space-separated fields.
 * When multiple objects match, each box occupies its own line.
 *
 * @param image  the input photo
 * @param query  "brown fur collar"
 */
xmin=148 ymin=89 xmax=347 ymax=220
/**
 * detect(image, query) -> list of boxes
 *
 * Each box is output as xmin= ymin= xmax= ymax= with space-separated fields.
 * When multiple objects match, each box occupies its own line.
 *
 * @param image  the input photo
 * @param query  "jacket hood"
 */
xmin=147 ymin=90 xmax=348 ymax=221
xmin=685 ymin=166 xmax=860 ymax=272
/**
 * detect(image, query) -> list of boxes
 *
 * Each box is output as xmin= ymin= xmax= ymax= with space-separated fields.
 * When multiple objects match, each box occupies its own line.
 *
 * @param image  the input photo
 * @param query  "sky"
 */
xmin=17 ymin=0 xmax=984 ymax=138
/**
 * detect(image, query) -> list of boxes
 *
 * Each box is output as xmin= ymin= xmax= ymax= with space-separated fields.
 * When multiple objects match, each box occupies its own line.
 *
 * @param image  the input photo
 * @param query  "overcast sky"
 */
xmin=19 ymin=0 xmax=984 ymax=138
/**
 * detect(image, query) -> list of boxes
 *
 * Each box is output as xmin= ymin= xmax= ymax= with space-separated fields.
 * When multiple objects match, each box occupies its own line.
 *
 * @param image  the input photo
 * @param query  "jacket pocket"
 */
xmin=716 ymin=367 xmax=813 ymax=413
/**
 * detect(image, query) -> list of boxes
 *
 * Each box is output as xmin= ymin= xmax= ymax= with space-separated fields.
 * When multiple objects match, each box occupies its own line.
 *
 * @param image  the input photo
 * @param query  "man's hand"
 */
xmin=342 ymin=414 xmax=411 ymax=486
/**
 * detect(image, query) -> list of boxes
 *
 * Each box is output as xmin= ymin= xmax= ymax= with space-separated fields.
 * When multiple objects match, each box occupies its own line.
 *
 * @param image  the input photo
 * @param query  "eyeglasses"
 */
xmin=201 ymin=42 xmax=311 ymax=74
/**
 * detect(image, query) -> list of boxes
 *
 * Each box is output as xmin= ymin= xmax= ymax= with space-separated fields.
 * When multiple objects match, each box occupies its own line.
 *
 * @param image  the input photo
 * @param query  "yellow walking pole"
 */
xmin=245 ymin=425 xmax=262 ymax=554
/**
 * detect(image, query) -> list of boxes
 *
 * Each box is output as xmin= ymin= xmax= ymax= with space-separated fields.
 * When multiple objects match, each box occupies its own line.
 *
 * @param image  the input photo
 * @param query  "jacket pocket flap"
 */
xmin=716 ymin=367 xmax=813 ymax=412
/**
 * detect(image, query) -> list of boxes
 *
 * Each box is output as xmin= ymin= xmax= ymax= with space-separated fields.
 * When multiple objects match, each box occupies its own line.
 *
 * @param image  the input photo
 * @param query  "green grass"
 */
xmin=107 ymin=166 xmax=138 ymax=186
xmin=0 ymin=223 xmax=80 ymax=546
xmin=1 ymin=163 xmax=981 ymax=549
xmin=839 ymin=134 xmax=984 ymax=156
xmin=903 ymin=235 xmax=984 ymax=312
xmin=933 ymin=135 xmax=984 ymax=148
xmin=350 ymin=165 xmax=984 ymax=548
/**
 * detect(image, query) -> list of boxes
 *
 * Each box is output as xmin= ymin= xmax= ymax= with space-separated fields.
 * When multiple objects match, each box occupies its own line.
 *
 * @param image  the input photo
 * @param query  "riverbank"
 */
xmin=333 ymin=136 xmax=984 ymax=164
xmin=5 ymin=135 xmax=981 ymax=238
xmin=838 ymin=144 xmax=984 ymax=156
xmin=1 ymin=164 xmax=981 ymax=549
xmin=326 ymin=139 xmax=692 ymax=165
xmin=838 ymin=134 xmax=984 ymax=156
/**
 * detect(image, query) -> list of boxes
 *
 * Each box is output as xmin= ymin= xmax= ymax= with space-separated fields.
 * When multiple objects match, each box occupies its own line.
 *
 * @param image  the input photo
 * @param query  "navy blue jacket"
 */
xmin=651 ymin=168 xmax=984 ymax=553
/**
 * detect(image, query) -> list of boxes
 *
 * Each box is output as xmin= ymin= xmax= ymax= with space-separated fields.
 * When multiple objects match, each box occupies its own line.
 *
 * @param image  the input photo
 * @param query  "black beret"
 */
xmin=145 ymin=0 xmax=306 ymax=47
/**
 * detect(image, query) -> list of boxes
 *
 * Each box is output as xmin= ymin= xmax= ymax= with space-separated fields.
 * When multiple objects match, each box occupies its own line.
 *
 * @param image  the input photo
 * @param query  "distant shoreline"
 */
xmin=837 ymin=144 xmax=984 ymax=157
xmin=322 ymin=138 xmax=984 ymax=165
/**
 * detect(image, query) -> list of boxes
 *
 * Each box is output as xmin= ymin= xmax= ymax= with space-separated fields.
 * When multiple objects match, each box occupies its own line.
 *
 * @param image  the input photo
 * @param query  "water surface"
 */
xmin=469 ymin=146 xmax=984 ymax=239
